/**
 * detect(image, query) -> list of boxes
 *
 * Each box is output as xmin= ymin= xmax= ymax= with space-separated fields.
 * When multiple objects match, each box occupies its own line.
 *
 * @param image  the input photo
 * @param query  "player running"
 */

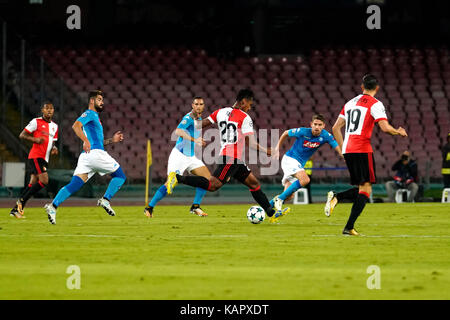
xmin=144 ymin=97 xmax=211 ymax=218
xmin=166 ymin=89 xmax=289 ymax=223
xmin=10 ymin=102 xmax=59 ymax=218
xmin=270 ymin=114 xmax=343 ymax=210
xmin=326 ymin=74 xmax=407 ymax=235
xmin=44 ymin=90 xmax=127 ymax=224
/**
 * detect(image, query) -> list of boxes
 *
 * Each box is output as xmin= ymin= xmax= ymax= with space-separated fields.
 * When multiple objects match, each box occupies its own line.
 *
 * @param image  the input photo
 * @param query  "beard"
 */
xmin=94 ymin=104 xmax=104 ymax=112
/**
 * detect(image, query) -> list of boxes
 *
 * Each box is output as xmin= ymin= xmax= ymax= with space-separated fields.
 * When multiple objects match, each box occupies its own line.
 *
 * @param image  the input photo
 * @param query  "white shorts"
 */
xmin=167 ymin=147 xmax=205 ymax=175
xmin=73 ymin=149 xmax=120 ymax=180
xmin=281 ymin=155 xmax=305 ymax=185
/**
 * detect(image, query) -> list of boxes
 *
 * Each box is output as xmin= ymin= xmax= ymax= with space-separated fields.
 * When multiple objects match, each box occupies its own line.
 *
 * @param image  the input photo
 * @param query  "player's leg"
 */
xmin=171 ymin=157 xmax=233 ymax=193
xmin=240 ymin=171 xmax=276 ymax=217
xmin=274 ymin=170 xmax=310 ymax=210
xmin=189 ymin=165 xmax=211 ymax=216
xmin=44 ymin=173 xmax=88 ymax=224
xmin=19 ymin=159 xmax=51 ymax=212
xmin=145 ymin=149 xmax=190 ymax=217
xmin=343 ymin=182 xmax=371 ymax=235
xmin=97 ymin=166 xmax=127 ymax=216
xmin=342 ymin=153 xmax=375 ymax=235
xmin=44 ymin=153 xmax=91 ymax=224
xmin=324 ymin=187 xmax=360 ymax=217
xmin=11 ymin=174 xmax=36 ymax=218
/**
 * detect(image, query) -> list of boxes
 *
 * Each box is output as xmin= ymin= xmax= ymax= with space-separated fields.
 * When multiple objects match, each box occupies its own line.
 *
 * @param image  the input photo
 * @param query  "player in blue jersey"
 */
xmin=44 ymin=90 xmax=127 ymax=224
xmin=271 ymin=114 xmax=343 ymax=210
xmin=143 ymin=97 xmax=211 ymax=218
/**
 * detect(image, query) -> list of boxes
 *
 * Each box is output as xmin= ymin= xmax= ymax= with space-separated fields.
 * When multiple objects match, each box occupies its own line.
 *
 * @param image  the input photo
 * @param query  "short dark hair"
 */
xmin=312 ymin=114 xmax=325 ymax=122
xmin=362 ymin=74 xmax=378 ymax=90
xmin=42 ymin=101 xmax=53 ymax=108
xmin=236 ymin=88 xmax=254 ymax=102
xmin=88 ymin=90 xmax=104 ymax=104
xmin=192 ymin=96 xmax=204 ymax=103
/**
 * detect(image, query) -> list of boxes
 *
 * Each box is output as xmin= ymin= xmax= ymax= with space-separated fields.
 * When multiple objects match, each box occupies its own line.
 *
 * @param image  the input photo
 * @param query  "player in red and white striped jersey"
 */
xmin=325 ymin=74 xmax=407 ymax=235
xmin=167 ymin=89 xmax=289 ymax=223
xmin=10 ymin=102 xmax=59 ymax=218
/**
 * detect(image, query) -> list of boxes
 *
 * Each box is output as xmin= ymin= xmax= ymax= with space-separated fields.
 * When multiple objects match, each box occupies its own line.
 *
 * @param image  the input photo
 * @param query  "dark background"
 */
xmin=1 ymin=0 xmax=449 ymax=55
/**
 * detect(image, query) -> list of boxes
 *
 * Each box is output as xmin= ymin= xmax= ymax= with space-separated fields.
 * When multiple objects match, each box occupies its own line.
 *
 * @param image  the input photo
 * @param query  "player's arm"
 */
xmin=175 ymin=128 xmax=205 ymax=146
xmin=104 ymin=131 xmax=124 ymax=146
xmin=200 ymin=118 xmax=214 ymax=128
xmin=334 ymin=145 xmax=344 ymax=159
xmin=377 ymin=120 xmax=408 ymax=137
xmin=72 ymin=120 xmax=91 ymax=153
xmin=19 ymin=129 xmax=44 ymax=144
xmin=246 ymin=134 xmax=271 ymax=155
xmin=273 ymin=130 xmax=290 ymax=159
xmin=332 ymin=117 xmax=346 ymax=150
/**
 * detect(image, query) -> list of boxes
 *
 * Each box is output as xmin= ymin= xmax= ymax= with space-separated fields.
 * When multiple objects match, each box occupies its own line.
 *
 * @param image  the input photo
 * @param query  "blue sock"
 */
xmin=104 ymin=167 xmax=126 ymax=201
xmin=149 ymin=185 xmax=167 ymax=207
xmin=52 ymin=176 xmax=85 ymax=208
xmin=279 ymin=180 xmax=302 ymax=201
xmin=193 ymin=188 xmax=207 ymax=205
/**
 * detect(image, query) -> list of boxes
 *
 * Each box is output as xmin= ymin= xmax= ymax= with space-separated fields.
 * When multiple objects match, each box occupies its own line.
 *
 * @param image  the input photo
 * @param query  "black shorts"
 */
xmin=213 ymin=156 xmax=252 ymax=184
xmin=27 ymin=158 xmax=48 ymax=175
xmin=344 ymin=153 xmax=377 ymax=185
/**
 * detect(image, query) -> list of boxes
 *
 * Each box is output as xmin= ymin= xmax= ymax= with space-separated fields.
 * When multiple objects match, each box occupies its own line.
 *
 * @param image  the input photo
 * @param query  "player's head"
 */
xmin=88 ymin=90 xmax=104 ymax=112
xmin=311 ymin=114 xmax=326 ymax=136
xmin=41 ymin=101 xmax=54 ymax=121
xmin=235 ymin=89 xmax=254 ymax=112
xmin=361 ymin=74 xmax=379 ymax=94
xmin=191 ymin=96 xmax=205 ymax=116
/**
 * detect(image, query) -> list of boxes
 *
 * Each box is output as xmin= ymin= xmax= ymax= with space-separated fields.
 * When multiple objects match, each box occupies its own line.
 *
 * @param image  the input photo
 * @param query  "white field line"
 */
xmin=0 ymin=234 xmax=248 ymax=239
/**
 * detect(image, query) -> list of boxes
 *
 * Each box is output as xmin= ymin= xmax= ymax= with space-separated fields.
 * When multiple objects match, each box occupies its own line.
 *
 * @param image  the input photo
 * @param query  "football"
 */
xmin=246 ymin=206 xmax=265 ymax=224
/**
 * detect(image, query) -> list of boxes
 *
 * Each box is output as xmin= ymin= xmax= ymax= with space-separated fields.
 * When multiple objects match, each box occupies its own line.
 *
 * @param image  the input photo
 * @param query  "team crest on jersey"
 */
xmin=319 ymin=137 xmax=323 ymax=141
xmin=80 ymin=112 xmax=87 ymax=117
xmin=181 ymin=120 xmax=187 ymax=125
xmin=303 ymin=140 xmax=320 ymax=148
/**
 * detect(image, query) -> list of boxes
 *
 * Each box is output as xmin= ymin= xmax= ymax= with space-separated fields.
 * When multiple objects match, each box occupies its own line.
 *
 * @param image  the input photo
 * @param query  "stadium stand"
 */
xmin=34 ymin=45 xmax=449 ymax=182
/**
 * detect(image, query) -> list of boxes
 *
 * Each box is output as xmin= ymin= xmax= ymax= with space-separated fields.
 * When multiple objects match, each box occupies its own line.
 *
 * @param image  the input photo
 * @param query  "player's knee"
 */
xmin=301 ymin=175 xmax=310 ymax=186
xmin=111 ymin=167 xmax=126 ymax=181
xmin=208 ymin=178 xmax=222 ymax=191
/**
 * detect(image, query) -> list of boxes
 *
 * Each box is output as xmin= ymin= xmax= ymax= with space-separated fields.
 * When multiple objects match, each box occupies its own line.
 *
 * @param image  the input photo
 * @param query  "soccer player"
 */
xmin=144 ymin=97 xmax=210 ymax=218
xmin=325 ymin=74 xmax=407 ymax=235
xmin=44 ymin=90 xmax=126 ymax=224
xmin=270 ymin=114 xmax=343 ymax=210
xmin=10 ymin=102 xmax=59 ymax=218
xmin=166 ymin=89 xmax=289 ymax=223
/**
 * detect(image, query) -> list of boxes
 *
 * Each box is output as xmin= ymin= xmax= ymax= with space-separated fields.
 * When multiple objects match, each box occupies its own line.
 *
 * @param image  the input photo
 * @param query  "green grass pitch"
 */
xmin=0 ymin=202 xmax=449 ymax=299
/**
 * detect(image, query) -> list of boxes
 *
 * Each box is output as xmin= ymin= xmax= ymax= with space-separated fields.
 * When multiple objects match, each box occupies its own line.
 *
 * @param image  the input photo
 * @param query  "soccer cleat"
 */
xmin=44 ymin=203 xmax=56 ymax=224
xmin=97 ymin=198 xmax=116 ymax=216
xmin=144 ymin=206 xmax=153 ymax=218
xmin=166 ymin=172 xmax=178 ymax=195
xmin=190 ymin=205 xmax=208 ymax=217
xmin=10 ymin=206 xmax=24 ymax=219
xmin=272 ymin=195 xmax=283 ymax=211
xmin=16 ymin=199 xmax=25 ymax=216
xmin=342 ymin=228 xmax=360 ymax=236
xmin=269 ymin=207 xmax=291 ymax=224
xmin=324 ymin=191 xmax=338 ymax=217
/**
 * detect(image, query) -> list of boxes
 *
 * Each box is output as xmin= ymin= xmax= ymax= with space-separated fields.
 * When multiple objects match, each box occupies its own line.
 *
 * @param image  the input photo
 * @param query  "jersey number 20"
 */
xmin=219 ymin=121 xmax=238 ymax=143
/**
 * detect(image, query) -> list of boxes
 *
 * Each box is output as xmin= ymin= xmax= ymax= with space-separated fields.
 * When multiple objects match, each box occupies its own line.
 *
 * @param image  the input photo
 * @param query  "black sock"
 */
xmin=337 ymin=187 xmax=359 ymax=202
xmin=19 ymin=184 xmax=32 ymax=199
xmin=250 ymin=187 xmax=275 ymax=217
xmin=176 ymin=174 xmax=210 ymax=190
xmin=344 ymin=193 xmax=369 ymax=230
xmin=21 ymin=182 xmax=46 ymax=207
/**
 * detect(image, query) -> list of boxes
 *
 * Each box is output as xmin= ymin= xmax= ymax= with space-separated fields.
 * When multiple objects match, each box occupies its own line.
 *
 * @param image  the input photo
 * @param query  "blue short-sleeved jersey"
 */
xmin=175 ymin=113 xmax=201 ymax=157
xmin=285 ymin=127 xmax=338 ymax=166
xmin=76 ymin=109 xmax=104 ymax=151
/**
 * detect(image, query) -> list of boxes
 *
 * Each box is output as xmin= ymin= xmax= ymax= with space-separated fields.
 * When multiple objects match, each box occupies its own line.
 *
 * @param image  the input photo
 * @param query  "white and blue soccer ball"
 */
xmin=246 ymin=206 xmax=265 ymax=224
